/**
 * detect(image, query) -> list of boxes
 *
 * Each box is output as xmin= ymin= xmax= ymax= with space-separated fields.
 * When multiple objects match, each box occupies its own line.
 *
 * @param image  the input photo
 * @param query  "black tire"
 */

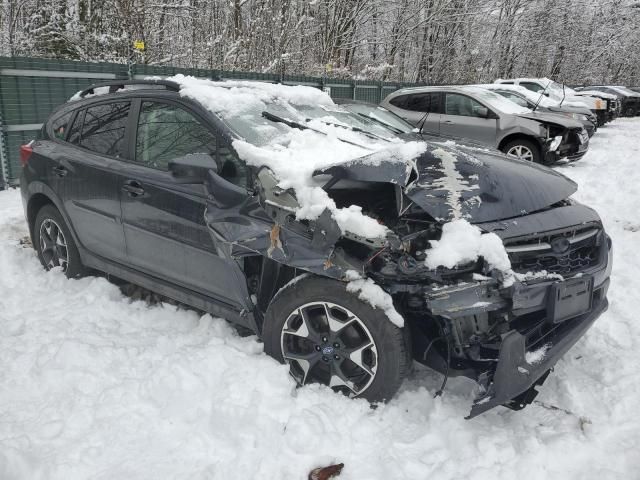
xmin=263 ymin=275 xmax=410 ymax=402
xmin=501 ymin=139 xmax=542 ymax=164
xmin=34 ymin=205 xmax=85 ymax=278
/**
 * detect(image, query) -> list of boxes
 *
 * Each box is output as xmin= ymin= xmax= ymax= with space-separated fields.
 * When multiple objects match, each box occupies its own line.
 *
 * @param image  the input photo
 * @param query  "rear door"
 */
xmin=439 ymin=93 xmax=497 ymax=146
xmin=119 ymin=99 xmax=250 ymax=307
xmin=53 ymin=101 xmax=131 ymax=263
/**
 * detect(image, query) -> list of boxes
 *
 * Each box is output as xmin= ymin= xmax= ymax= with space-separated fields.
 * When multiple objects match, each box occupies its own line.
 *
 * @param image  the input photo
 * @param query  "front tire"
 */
xmin=263 ymin=276 xmax=410 ymax=402
xmin=502 ymin=139 xmax=542 ymax=163
xmin=34 ymin=205 xmax=85 ymax=278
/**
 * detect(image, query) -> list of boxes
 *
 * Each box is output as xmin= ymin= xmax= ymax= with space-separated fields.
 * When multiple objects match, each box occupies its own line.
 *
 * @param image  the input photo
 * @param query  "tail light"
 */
xmin=19 ymin=141 xmax=33 ymax=167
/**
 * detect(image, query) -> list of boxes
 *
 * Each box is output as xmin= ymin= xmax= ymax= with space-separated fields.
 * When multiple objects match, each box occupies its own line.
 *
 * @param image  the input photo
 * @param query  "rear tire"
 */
xmin=501 ymin=139 xmax=542 ymax=164
xmin=263 ymin=275 xmax=410 ymax=402
xmin=34 ymin=205 xmax=85 ymax=278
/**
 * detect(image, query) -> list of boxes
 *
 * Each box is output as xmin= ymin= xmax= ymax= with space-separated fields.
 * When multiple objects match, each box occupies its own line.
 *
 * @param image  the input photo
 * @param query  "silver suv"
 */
xmin=381 ymin=85 xmax=589 ymax=164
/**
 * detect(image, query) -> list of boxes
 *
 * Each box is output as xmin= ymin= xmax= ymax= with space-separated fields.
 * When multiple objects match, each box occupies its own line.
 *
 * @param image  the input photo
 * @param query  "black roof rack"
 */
xmin=77 ymin=79 xmax=182 ymax=99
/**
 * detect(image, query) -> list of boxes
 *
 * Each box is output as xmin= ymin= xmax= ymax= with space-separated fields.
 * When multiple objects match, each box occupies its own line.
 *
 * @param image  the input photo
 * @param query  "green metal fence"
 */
xmin=0 ymin=57 xmax=420 ymax=186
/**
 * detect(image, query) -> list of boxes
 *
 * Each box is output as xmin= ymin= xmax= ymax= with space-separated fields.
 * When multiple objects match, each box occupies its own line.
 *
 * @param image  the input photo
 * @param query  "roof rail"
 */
xmin=77 ymin=79 xmax=181 ymax=98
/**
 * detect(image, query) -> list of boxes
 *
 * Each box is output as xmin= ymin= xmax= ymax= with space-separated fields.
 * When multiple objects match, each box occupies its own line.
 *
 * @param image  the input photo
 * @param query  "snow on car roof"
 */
xmin=473 ymin=83 xmax=557 ymax=108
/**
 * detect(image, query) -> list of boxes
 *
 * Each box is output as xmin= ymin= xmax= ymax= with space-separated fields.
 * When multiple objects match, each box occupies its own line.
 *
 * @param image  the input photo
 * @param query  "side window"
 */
xmin=521 ymin=82 xmax=544 ymax=93
xmin=135 ymin=101 xmax=217 ymax=171
xmin=51 ymin=111 xmax=73 ymax=140
xmin=403 ymin=93 xmax=441 ymax=113
xmin=80 ymin=102 xmax=131 ymax=157
xmin=445 ymin=94 xmax=487 ymax=117
xmin=389 ymin=95 xmax=408 ymax=108
xmin=67 ymin=109 xmax=84 ymax=145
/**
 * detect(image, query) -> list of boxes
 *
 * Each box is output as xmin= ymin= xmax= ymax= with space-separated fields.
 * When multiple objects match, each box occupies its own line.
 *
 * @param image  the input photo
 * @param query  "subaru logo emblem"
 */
xmin=550 ymin=236 xmax=570 ymax=254
xmin=322 ymin=346 xmax=334 ymax=355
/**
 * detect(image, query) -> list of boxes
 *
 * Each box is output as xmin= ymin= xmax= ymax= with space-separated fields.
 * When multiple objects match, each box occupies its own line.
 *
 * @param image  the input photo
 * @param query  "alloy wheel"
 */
xmin=507 ymin=144 xmax=534 ymax=161
xmin=39 ymin=218 xmax=68 ymax=271
xmin=280 ymin=301 xmax=378 ymax=396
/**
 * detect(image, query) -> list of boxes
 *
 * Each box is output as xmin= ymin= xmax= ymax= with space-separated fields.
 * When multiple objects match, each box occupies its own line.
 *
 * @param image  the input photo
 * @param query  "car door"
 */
xmin=439 ymin=93 xmax=497 ymax=146
xmin=387 ymin=92 xmax=442 ymax=132
xmin=119 ymin=98 xmax=250 ymax=307
xmin=53 ymin=100 xmax=131 ymax=263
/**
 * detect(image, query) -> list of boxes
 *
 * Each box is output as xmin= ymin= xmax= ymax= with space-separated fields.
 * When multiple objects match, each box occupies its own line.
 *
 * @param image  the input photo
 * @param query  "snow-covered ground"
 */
xmin=1 ymin=119 xmax=639 ymax=480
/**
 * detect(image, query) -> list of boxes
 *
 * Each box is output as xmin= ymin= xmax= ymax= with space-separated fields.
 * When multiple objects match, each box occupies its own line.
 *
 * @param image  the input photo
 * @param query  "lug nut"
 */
xmin=333 ymin=342 xmax=340 ymax=348
xmin=334 ymin=355 xmax=340 ymax=360
xmin=322 ymin=356 xmax=329 ymax=362
xmin=322 ymin=336 xmax=328 ymax=343
xmin=315 ymin=345 xmax=321 ymax=351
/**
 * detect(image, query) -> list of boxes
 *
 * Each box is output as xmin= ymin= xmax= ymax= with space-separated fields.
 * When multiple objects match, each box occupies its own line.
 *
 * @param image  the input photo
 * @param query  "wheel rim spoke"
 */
xmin=283 ymin=351 xmax=321 ymax=385
xmin=329 ymin=360 xmax=358 ymax=396
xmin=322 ymin=302 xmax=356 ymax=334
xmin=283 ymin=307 xmax=321 ymax=343
xmin=347 ymin=342 xmax=377 ymax=377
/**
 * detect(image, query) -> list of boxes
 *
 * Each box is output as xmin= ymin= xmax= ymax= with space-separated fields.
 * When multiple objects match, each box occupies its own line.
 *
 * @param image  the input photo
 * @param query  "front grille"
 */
xmin=505 ymin=226 xmax=602 ymax=276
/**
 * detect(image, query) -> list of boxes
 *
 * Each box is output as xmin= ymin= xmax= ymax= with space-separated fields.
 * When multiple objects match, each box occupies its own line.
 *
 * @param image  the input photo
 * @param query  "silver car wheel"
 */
xmin=39 ymin=218 xmax=68 ymax=271
xmin=507 ymin=144 xmax=534 ymax=161
xmin=280 ymin=301 xmax=378 ymax=397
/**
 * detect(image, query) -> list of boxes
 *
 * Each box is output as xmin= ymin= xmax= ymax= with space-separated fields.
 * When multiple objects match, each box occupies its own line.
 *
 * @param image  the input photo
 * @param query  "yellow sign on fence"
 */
xmin=133 ymin=40 xmax=145 ymax=51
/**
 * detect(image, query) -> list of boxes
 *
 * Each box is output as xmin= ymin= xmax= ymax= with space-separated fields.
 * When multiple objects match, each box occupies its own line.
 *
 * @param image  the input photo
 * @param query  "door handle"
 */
xmin=52 ymin=165 xmax=67 ymax=177
xmin=122 ymin=180 xmax=145 ymax=197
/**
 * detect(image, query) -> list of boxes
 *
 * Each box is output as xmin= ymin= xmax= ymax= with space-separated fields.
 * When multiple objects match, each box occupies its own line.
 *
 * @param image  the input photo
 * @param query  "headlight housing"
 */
xmin=549 ymin=135 xmax=563 ymax=151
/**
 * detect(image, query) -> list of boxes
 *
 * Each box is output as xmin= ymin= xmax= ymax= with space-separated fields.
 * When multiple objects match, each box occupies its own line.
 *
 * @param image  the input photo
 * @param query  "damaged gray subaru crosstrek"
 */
xmin=20 ymin=77 xmax=612 ymax=418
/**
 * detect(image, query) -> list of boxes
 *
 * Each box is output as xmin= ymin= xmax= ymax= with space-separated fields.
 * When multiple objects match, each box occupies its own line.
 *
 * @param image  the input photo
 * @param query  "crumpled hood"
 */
xmin=314 ymin=143 xmax=577 ymax=223
xmin=516 ymin=111 xmax=583 ymax=129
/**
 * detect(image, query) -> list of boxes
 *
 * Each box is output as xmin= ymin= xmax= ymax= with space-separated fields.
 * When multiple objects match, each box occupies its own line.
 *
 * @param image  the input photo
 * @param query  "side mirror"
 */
xmin=476 ymin=106 xmax=489 ymax=118
xmin=543 ymin=92 xmax=550 ymax=97
xmin=168 ymin=153 xmax=217 ymax=183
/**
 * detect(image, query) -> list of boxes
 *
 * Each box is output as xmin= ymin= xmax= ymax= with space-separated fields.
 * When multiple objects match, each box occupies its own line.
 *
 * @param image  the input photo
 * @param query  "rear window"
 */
xmin=79 ymin=102 xmax=131 ymax=157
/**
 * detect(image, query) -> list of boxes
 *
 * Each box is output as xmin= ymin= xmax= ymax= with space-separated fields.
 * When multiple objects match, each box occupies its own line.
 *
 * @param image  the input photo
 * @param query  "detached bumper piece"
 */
xmin=468 ymin=280 xmax=609 ymax=419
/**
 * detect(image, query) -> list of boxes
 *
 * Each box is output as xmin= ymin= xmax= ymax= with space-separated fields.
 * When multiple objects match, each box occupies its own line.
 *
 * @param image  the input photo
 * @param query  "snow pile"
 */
xmin=425 ymin=219 xmax=511 ymax=272
xmin=345 ymin=271 xmax=404 ymax=328
xmin=1 ymin=119 xmax=640 ymax=479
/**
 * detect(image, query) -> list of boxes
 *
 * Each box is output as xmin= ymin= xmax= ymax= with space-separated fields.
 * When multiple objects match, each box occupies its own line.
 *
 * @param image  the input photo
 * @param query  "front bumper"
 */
xmin=468 ymin=281 xmax=608 ymax=417
xmin=420 ymin=225 xmax=612 ymax=417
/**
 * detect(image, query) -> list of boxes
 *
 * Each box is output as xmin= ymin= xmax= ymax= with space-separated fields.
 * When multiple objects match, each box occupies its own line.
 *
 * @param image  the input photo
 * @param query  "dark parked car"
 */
xmin=381 ymin=86 xmax=589 ymax=164
xmin=575 ymin=86 xmax=640 ymax=117
xmin=20 ymin=79 xmax=611 ymax=417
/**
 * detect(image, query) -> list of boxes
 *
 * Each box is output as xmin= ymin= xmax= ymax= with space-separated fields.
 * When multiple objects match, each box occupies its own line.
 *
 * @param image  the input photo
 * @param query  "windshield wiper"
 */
xmin=353 ymin=113 xmax=405 ymax=135
xmin=312 ymin=118 xmax=391 ymax=142
xmin=261 ymin=111 xmax=374 ymax=150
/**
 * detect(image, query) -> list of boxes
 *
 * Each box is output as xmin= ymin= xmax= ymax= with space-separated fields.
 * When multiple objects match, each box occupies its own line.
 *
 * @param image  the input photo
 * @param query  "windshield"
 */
xmin=218 ymin=99 xmax=399 ymax=146
xmin=463 ymin=87 xmax=531 ymax=114
xmin=340 ymin=104 xmax=415 ymax=134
